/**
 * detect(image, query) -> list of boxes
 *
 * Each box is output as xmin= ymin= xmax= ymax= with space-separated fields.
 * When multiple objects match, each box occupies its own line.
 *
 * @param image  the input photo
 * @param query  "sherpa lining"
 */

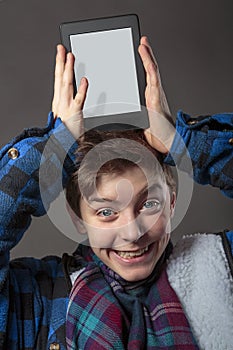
xmin=167 ymin=233 xmax=233 ymax=350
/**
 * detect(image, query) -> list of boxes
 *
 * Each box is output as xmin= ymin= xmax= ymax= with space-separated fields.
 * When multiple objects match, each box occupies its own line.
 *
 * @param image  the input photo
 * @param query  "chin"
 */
xmin=117 ymin=264 xmax=156 ymax=282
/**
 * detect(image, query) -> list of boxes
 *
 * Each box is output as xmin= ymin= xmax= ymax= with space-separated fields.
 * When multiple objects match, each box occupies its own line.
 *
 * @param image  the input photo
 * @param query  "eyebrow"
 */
xmin=88 ymin=197 xmax=114 ymax=204
xmin=137 ymin=183 xmax=164 ymax=198
xmin=88 ymin=183 xmax=164 ymax=204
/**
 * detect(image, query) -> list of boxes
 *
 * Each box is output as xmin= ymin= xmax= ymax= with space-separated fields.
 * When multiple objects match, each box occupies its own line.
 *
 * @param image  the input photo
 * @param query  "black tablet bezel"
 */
xmin=60 ymin=14 xmax=148 ymax=131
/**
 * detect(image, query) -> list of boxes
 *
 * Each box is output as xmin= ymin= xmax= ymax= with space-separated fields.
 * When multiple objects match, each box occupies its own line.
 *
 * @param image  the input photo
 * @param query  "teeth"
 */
xmin=116 ymin=246 xmax=149 ymax=259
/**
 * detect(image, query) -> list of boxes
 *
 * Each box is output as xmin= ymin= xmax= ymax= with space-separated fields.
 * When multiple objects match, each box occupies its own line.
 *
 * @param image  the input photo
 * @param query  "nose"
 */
xmin=120 ymin=211 xmax=144 ymax=242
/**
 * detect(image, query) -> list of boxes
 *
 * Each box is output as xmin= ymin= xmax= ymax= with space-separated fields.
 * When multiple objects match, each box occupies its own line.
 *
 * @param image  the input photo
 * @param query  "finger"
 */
xmin=138 ymin=44 xmax=151 ymax=86
xmin=138 ymin=40 xmax=158 ymax=73
xmin=147 ymin=59 xmax=159 ymax=88
xmin=138 ymin=44 xmax=159 ymax=88
xmin=62 ymin=52 xmax=75 ymax=96
xmin=54 ymin=45 xmax=66 ymax=88
xmin=55 ymin=44 xmax=66 ymax=76
xmin=139 ymin=37 xmax=160 ymax=85
xmin=138 ymin=42 xmax=152 ymax=70
xmin=53 ymin=45 xmax=66 ymax=114
xmin=140 ymin=36 xmax=157 ymax=64
xmin=63 ymin=52 xmax=75 ymax=86
xmin=74 ymin=77 xmax=88 ymax=110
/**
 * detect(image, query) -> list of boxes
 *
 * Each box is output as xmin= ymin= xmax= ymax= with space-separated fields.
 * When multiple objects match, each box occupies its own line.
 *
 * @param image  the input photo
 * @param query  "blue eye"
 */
xmin=98 ymin=208 xmax=115 ymax=217
xmin=142 ymin=200 xmax=161 ymax=211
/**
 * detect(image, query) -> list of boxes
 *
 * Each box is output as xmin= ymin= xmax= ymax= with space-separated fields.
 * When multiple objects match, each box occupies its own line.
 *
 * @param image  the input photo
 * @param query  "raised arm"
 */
xmin=0 ymin=44 xmax=87 ymax=255
xmin=0 ymin=45 xmax=88 ymax=347
xmin=138 ymin=36 xmax=233 ymax=198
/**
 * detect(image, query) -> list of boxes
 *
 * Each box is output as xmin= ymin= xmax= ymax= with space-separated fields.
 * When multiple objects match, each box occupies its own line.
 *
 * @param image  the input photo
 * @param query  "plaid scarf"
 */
xmin=66 ymin=244 xmax=199 ymax=349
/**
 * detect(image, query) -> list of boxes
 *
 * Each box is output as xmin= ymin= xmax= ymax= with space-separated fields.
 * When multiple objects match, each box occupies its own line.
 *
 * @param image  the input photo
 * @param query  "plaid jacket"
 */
xmin=165 ymin=111 xmax=233 ymax=198
xmin=0 ymin=111 xmax=232 ymax=350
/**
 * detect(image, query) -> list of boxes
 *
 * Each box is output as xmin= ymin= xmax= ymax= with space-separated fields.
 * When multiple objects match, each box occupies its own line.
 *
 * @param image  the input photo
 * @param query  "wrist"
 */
xmin=61 ymin=112 xmax=84 ymax=140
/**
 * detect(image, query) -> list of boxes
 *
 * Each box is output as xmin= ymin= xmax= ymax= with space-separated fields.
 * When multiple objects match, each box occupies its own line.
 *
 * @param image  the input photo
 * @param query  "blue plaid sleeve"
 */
xmin=0 ymin=112 xmax=77 ymax=348
xmin=165 ymin=111 xmax=233 ymax=198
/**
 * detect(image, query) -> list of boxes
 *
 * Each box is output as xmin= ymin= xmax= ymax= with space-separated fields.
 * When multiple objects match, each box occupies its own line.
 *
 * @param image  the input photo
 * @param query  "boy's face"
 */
xmin=79 ymin=166 xmax=175 ymax=282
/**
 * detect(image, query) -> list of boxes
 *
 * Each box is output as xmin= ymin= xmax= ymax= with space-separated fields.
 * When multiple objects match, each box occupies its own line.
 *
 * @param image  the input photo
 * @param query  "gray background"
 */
xmin=0 ymin=0 xmax=232 ymax=259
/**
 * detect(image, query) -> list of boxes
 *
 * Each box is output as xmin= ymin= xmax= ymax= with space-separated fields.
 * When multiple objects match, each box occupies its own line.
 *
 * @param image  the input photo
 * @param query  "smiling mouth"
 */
xmin=115 ymin=246 xmax=149 ymax=259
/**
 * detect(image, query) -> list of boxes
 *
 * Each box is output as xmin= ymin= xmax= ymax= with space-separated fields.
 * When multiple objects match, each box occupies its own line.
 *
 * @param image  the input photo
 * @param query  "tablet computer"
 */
xmin=60 ymin=14 xmax=148 ymax=130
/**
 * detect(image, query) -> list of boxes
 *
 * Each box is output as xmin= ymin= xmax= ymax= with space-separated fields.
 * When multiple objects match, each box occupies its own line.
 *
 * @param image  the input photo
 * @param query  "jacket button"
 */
xmin=8 ymin=147 xmax=19 ymax=159
xmin=229 ymin=138 xmax=233 ymax=145
xmin=49 ymin=343 xmax=60 ymax=350
xmin=187 ymin=120 xmax=198 ymax=125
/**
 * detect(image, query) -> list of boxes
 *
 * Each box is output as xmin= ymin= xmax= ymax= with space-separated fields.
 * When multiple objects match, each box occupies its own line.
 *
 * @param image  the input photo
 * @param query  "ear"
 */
xmin=66 ymin=202 xmax=86 ymax=234
xmin=170 ymin=191 xmax=176 ymax=218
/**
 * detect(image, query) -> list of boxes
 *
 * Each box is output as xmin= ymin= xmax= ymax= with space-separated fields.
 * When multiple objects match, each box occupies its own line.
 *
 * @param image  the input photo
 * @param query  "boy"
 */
xmin=64 ymin=127 xmax=232 ymax=350
xmin=0 ymin=36 xmax=232 ymax=349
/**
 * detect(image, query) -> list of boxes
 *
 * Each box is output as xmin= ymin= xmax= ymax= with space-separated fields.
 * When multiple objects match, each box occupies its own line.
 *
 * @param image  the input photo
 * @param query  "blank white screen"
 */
xmin=70 ymin=28 xmax=141 ymax=118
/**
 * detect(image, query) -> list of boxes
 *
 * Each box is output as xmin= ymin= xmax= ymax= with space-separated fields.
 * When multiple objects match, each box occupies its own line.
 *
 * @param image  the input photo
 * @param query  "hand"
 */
xmin=138 ymin=36 xmax=175 ymax=154
xmin=52 ymin=45 xmax=88 ymax=139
